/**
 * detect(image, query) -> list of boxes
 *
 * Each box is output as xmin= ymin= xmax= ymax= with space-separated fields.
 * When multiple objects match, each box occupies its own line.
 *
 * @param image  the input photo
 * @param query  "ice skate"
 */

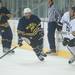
xmin=3 ymin=48 xmax=15 ymax=54
xmin=68 ymin=56 xmax=75 ymax=64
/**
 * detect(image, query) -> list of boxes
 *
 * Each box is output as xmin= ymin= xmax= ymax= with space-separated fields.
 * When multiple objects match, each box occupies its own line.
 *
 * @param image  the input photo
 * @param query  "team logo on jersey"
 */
xmin=26 ymin=23 xmax=39 ymax=35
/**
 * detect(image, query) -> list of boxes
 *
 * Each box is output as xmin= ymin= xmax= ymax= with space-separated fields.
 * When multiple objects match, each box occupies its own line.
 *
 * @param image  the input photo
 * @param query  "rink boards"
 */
xmin=0 ymin=19 xmax=71 ymax=58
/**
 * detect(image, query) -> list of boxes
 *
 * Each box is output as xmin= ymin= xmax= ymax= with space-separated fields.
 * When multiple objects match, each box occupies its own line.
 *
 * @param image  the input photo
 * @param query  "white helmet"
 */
xmin=24 ymin=8 xmax=32 ymax=14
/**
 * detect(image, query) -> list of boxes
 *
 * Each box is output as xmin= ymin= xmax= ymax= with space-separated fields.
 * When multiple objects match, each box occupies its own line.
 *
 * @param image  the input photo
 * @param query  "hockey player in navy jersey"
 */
xmin=0 ymin=1 xmax=14 ymax=54
xmin=17 ymin=8 xmax=47 ymax=61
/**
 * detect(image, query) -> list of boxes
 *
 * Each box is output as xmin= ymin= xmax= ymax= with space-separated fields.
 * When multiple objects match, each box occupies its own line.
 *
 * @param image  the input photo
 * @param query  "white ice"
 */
xmin=0 ymin=47 xmax=75 ymax=75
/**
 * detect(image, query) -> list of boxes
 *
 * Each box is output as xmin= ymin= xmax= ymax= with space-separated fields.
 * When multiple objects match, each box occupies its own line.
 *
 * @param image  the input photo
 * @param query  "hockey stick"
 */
xmin=0 ymin=46 xmax=17 ymax=59
xmin=0 ymin=37 xmax=32 ymax=59
xmin=0 ymin=34 xmax=43 ymax=59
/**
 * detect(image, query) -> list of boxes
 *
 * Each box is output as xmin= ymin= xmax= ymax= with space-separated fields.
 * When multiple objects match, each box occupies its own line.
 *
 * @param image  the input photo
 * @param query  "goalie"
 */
xmin=17 ymin=8 xmax=47 ymax=61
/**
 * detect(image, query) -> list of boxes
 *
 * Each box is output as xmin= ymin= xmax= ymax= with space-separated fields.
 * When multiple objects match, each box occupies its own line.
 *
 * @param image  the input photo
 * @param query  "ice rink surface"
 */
xmin=0 ymin=47 xmax=75 ymax=75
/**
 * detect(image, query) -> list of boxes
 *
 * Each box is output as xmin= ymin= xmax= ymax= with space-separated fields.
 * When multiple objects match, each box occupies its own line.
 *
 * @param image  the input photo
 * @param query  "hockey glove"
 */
xmin=68 ymin=38 xmax=75 ymax=47
xmin=18 ymin=38 xmax=23 ymax=47
xmin=38 ymin=28 xmax=44 ymax=37
xmin=63 ymin=38 xmax=70 ymax=46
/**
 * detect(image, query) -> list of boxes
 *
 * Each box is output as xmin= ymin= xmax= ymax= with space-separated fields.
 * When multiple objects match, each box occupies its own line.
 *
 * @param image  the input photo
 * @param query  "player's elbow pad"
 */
xmin=57 ymin=22 xmax=63 ymax=31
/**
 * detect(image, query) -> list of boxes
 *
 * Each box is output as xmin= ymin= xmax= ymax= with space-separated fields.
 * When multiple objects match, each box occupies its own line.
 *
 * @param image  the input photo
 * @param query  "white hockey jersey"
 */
xmin=63 ymin=19 xmax=75 ymax=39
xmin=67 ymin=19 xmax=75 ymax=55
xmin=61 ymin=11 xmax=75 ymax=39
xmin=61 ymin=11 xmax=70 ymax=23
xmin=70 ymin=19 xmax=75 ymax=32
xmin=61 ymin=11 xmax=70 ymax=32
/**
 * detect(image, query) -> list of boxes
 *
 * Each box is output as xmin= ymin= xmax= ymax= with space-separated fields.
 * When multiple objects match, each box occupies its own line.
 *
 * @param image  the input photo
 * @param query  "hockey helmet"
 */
xmin=24 ymin=8 xmax=32 ymax=14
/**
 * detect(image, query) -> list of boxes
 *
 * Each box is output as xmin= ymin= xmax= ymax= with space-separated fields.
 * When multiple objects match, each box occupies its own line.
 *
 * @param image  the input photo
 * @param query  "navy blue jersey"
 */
xmin=0 ymin=7 xmax=10 ymax=24
xmin=18 ymin=15 xmax=41 ymax=33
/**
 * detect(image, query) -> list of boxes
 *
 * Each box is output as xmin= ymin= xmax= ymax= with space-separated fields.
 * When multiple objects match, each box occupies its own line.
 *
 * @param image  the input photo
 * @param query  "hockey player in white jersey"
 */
xmin=61 ymin=6 xmax=75 ymax=64
xmin=60 ymin=7 xmax=73 ymax=33
xmin=67 ymin=19 xmax=75 ymax=64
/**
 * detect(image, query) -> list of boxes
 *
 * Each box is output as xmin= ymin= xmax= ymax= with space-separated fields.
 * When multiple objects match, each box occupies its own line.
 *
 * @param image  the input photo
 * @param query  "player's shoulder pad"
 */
xmin=19 ymin=16 xmax=26 ymax=21
xmin=31 ymin=14 xmax=39 ymax=19
xmin=31 ymin=14 xmax=41 ymax=22
xmin=63 ymin=11 xmax=69 ymax=17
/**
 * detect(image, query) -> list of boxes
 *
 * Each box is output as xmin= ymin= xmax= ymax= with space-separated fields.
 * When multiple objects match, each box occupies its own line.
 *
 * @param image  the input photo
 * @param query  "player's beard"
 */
xmin=25 ymin=15 xmax=31 ymax=19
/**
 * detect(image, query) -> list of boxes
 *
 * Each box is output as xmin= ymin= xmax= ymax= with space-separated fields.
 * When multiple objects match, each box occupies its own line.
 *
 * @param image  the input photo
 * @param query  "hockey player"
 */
xmin=0 ymin=1 xmax=14 ymax=53
xmin=61 ymin=6 xmax=75 ymax=64
xmin=60 ymin=6 xmax=75 ymax=32
xmin=17 ymin=8 xmax=47 ymax=61
xmin=63 ymin=19 xmax=75 ymax=64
